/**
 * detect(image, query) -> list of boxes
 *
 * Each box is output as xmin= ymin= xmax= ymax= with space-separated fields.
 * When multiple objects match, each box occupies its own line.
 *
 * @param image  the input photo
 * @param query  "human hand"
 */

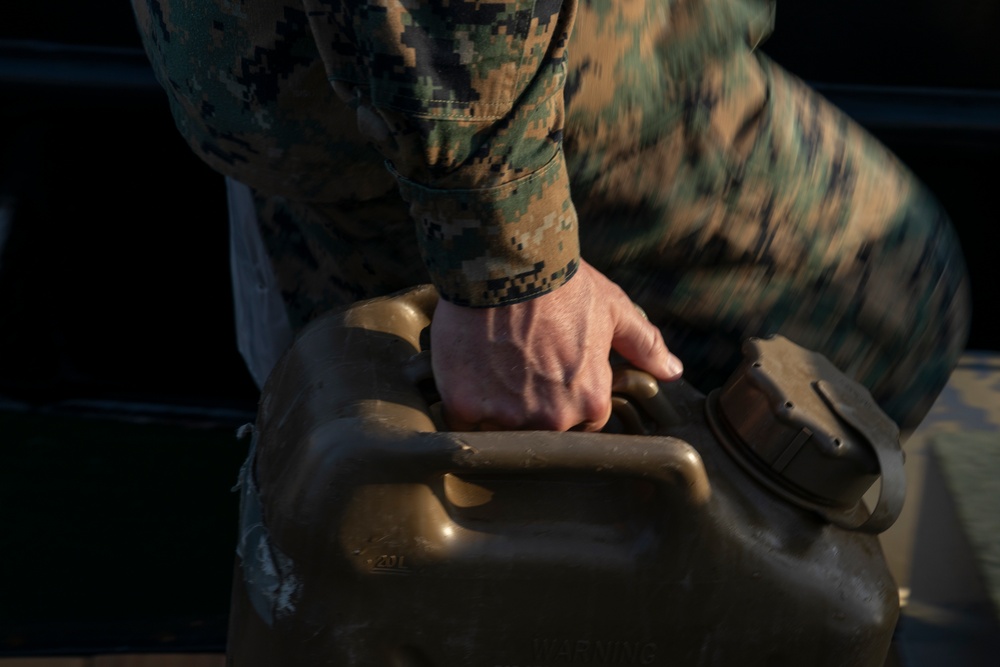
xmin=430 ymin=260 xmax=683 ymax=431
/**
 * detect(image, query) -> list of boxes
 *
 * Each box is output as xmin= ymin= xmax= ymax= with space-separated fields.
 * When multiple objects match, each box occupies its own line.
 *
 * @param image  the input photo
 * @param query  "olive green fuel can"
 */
xmin=226 ymin=285 xmax=905 ymax=666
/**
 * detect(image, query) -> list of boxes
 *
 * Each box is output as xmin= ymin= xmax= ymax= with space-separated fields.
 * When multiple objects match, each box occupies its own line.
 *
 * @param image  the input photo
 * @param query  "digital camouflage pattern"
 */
xmin=132 ymin=0 xmax=580 ymax=306
xmin=130 ymin=0 xmax=970 ymax=431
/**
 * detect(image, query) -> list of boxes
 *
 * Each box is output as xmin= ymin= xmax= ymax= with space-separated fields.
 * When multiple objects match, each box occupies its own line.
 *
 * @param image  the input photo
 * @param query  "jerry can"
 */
xmin=226 ymin=285 xmax=905 ymax=666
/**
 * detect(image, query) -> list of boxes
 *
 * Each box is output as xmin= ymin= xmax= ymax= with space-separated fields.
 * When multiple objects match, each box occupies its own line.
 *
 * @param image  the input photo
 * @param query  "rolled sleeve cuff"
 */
xmin=392 ymin=150 xmax=580 ymax=307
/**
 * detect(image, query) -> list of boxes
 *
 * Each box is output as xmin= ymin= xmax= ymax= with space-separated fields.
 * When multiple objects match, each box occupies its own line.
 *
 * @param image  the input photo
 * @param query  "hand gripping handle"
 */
xmin=262 ymin=285 xmax=709 ymax=512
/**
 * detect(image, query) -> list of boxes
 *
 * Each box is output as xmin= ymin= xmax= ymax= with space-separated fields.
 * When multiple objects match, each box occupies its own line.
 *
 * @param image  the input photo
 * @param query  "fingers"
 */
xmin=609 ymin=296 xmax=684 ymax=382
xmin=439 ymin=391 xmax=520 ymax=431
xmin=440 ymin=380 xmax=613 ymax=432
xmin=443 ymin=398 xmax=613 ymax=432
xmin=570 ymin=393 xmax=614 ymax=432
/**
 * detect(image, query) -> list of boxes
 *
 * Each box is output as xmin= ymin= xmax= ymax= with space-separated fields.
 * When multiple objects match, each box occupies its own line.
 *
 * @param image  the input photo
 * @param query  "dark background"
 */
xmin=0 ymin=0 xmax=997 ymax=656
xmin=1 ymin=1 xmax=998 ymax=404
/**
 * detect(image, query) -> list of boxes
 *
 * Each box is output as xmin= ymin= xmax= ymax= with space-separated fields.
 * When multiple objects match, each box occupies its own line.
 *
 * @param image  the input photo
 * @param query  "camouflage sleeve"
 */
xmin=303 ymin=0 xmax=580 ymax=306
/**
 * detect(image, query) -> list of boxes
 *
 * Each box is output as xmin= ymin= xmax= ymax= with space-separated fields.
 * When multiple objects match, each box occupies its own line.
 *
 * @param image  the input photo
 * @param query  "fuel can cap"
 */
xmin=706 ymin=335 xmax=905 ymax=533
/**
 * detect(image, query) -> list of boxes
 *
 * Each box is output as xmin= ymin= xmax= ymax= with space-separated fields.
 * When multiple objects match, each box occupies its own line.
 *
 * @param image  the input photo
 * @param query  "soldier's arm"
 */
xmin=304 ymin=0 xmax=681 ymax=429
xmin=305 ymin=0 xmax=578 ymax=306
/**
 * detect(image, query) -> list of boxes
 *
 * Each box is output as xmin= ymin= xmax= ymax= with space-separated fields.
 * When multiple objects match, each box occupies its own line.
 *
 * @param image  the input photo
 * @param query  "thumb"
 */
xmin=611 ymin=301 xmax=684 ymax=381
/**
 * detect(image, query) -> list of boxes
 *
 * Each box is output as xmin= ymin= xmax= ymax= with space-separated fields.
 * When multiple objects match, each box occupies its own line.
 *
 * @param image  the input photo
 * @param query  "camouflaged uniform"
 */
xmin=130 ymin=0 xmax=971 ymax=432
